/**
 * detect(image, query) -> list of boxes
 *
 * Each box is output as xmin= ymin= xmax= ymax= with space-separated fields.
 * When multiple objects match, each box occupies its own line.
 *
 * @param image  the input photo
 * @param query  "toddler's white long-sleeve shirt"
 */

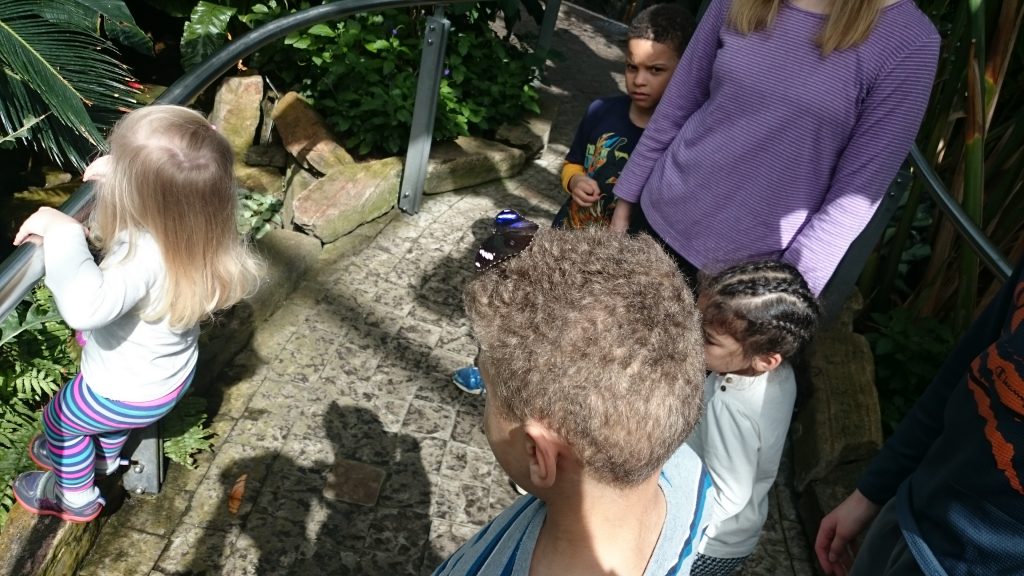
xmin=686 ymin=363 xmax=796 ymax=558
xmin=43 ymin=222 xmax=198 ymax=402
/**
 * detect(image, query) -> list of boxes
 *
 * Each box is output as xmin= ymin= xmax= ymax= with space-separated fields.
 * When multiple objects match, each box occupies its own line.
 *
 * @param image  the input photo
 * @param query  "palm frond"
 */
xmin=0 ymin=0 xmax=138 ymax=169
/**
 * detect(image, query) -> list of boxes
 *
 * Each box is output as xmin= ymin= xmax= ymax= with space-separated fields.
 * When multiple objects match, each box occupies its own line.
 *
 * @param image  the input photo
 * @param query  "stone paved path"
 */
xmin=78 ymin=4 xmax=814 ymax=575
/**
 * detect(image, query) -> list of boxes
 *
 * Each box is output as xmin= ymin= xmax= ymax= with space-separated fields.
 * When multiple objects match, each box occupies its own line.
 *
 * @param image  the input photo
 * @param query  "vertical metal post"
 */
xmin=122 ymin=423 xmax=164 ymax=495
xmin=398 ymin=6 xmax=450 ymax=215
xmin=538 ymin=0 xmax=562 ymax=56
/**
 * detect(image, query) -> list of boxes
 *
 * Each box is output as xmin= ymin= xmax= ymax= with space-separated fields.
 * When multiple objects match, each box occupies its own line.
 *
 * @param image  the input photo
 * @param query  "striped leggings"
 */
xmin=41 ymin=371 xmax=193 ymax=494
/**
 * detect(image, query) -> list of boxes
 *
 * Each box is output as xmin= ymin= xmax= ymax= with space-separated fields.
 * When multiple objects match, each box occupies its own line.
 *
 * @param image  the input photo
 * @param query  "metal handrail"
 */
xmin=909 ymin=144 xmax=1012 ymax=281
xmin=0 ymin=0 xmax=467 ymax=324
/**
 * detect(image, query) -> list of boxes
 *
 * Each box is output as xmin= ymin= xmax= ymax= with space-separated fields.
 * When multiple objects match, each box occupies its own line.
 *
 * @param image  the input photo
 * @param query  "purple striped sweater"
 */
xmin=613 ymin=0 xmax=940 ymax=294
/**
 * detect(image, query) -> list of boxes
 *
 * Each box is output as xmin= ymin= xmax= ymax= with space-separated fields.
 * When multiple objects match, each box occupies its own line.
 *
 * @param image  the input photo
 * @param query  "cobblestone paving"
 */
xmin=78 ymin=4 xmax=814 ymax=575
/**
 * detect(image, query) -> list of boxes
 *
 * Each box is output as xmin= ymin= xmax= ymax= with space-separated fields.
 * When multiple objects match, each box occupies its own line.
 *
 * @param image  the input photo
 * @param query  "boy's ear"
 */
xmin=523 ymin=420 xmax=563 ymax=489
xmin=751 ymin=352 xmax=783 ymax=374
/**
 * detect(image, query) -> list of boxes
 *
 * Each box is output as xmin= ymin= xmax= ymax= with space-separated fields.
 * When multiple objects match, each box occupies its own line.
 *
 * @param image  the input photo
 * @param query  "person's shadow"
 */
xmin=184 ymin=402 xmax=440 ymax=575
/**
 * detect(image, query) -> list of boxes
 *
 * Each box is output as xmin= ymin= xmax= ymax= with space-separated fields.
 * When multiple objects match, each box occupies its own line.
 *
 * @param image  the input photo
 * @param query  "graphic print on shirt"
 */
xmin=967 ymin=278 xmax=1024 ymax=496
xmin=569 ymin=132 xmax=633 ymax=229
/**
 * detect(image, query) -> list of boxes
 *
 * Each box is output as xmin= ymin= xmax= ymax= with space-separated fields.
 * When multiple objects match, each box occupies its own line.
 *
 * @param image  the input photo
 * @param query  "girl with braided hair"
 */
xmin=686 ymin=260 xmax=820 ymax=575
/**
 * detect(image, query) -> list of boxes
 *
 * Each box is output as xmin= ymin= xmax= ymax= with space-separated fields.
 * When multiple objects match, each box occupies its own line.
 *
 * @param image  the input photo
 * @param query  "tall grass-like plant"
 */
xmin=866 ymin=0 xmax=1023 ymax=331
xmin=0 ymin=0 xmax=145 ymax=170
xmin=859 ymin=0 xmax=1022 ymax=434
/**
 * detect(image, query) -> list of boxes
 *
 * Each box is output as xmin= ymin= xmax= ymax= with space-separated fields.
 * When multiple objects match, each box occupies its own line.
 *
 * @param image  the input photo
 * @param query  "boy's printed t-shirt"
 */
xmin=560 ymin=95 xmax=644 ymax=229
xmin=433 ymin=443 xmax=713 ymax=576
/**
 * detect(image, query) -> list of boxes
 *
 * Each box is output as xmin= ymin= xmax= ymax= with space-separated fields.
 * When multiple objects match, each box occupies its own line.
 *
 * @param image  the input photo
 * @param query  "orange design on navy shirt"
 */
xmin=967 ymin=277 xmax=1024 ymax=496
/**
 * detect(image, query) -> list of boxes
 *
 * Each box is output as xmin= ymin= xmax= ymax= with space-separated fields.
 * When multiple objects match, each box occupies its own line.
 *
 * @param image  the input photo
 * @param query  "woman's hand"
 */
xmin=568 ymin=174 xmax=601 ymax=207
xmin=610 ymin=200 xmax=633 ymax=233
xmin=814 ymin=489 xmax=881 ymax=575
xmin=14 ymin=207 xmax=83 ymax=246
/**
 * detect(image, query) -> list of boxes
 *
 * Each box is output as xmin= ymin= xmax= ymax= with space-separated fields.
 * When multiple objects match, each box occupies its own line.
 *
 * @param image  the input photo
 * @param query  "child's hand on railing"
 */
xmin=13 ymin=207 xmax=84 ymax=246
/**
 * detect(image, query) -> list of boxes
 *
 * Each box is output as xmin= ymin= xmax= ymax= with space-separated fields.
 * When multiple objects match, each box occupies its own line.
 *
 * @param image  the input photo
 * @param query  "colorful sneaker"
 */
xmin=13 ymin=471 xmax=104 ymax=523
xmin=452 ymin=366 xmax=483 ymax=394
xmin=28 ymin=433 xmax=123 ymax=475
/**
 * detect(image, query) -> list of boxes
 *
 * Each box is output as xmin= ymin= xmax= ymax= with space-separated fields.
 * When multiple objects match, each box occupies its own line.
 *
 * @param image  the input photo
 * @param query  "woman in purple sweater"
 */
xmin=610 ymin=0 xmax=939 ymax=295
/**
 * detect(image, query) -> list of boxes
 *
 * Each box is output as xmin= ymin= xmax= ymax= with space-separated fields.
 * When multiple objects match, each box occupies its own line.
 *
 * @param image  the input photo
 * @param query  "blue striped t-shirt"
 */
xmin=434 ymin=444 xmax=713 ymax=576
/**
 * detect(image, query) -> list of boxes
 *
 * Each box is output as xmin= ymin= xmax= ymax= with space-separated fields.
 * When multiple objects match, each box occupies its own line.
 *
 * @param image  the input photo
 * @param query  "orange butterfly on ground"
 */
xmin=228 ymin=474 xmax=248 ymax=515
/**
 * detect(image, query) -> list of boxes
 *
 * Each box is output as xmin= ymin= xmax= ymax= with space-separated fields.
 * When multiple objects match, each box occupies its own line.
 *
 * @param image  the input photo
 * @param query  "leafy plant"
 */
xmin=0 ymin=286 xmax=75 ymax=531
xmin=168 ymin=0 xmax=546 ymax=70
xmin=858 ymin=0 xmax=1023 ymax=429
xmin=258 ymin=6 xmax=541 ymax=155
xmin=161 ymin=396 xmax=216 ymax=469
xmin=0 ymin=0 xmax=146 ymax=170
xmin=865 ymin=308 xmax=955 ymax=436
xmin=153 ymin=0 xmax=541 ymax=156
xmin=237 ymin=190 xmax=283 ymax=240
xmin=867 ymin=0 xmax=1024 ymax=327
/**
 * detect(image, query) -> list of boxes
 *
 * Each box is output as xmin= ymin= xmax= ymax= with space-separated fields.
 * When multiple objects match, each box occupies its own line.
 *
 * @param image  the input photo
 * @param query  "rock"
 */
xmin=249 ymin=229 xmax=322 ymax=325
xmin=494 ymin=88 xmax=559 ymax=158
xmin=271 ymin=92 xmax=354 ymax=174
xmin=791 ymin=292 xmax=882 ymax=491
xmin=199 ymin=229 xmax=321 ymax=373
xmin=282 ymin=163 xmax=318 ymax=228
xmin=196 ymin=301 xmax=256 ymax=391
xmin=423 ymin=136 xmax=525 ymax=194
xmin=799 ymin=460 xmax=872 ymax=557
xmin=234 ymin=164 xmax=283 ymax=198
xmin=292 ymin=157 xmax=401 ymax=243
xmin=0 ymin=476 xmax=115 ymax=576
xmin=244 ymin=143 xmax=288 ymax=169
xmin=209 ymin=75 xmax=264 ymax=159
xmin=43 ymin=167 xmax=72 ymax=188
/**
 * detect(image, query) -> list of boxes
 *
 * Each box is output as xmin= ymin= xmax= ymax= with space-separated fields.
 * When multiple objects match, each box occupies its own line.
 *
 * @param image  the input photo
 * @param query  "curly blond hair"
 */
xmin=464 ymin=228 xmax=704 ymax=487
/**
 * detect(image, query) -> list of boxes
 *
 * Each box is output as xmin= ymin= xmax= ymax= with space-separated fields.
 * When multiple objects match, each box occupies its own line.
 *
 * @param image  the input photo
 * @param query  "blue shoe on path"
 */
xmin=14 ymin=470 xmax=105 ymax=523
xmin=452 ymin=366 xmax=484 ymax=394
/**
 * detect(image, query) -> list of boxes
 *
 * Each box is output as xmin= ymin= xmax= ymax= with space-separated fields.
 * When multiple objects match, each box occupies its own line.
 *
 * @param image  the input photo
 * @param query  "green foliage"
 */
xmin=256 ymin=6 xmax=541 ymax=155
xmin=161 ymin=0 xmax=541 ymax=156
xmin=865 ymin=309 xmax=955 ymax=436
xmin=237 ymin=190 xmax=283 ymax=240
xmin=0 ymin=0 xmax=142 ymax=170
xmin=860 ymin=0 xmax=1023 ymax=430
xmin=161 ymin=396 xmax=215 ymax=469
xmin=0 ymin=286 xmax=73 ymax=531
xmin=181 ymin=1 xmax=239 ymax=70
xmin=0 ymin=287 xmax=74 ymax=401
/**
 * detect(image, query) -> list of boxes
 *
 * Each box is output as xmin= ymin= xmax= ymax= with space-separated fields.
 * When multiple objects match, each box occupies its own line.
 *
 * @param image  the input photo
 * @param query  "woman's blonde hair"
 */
xmin=729 ymin=0 xmax=886 ymax=56
xmin=91 ymin=105 xmax=262 ymax=330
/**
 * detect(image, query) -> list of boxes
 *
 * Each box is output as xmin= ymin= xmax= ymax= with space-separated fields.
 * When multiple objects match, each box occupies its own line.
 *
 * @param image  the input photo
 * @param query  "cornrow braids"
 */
xmin=699 ymin=261 xmax=821 ymax=360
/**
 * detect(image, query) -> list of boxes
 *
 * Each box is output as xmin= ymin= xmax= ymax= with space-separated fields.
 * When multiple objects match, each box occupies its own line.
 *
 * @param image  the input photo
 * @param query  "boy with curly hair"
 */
xmin=435 ymin=227 xmax=711 ymax=575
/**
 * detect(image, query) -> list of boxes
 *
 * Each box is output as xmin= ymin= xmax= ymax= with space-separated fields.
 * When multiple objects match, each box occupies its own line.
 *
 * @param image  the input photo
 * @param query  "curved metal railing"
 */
xmin=0 ymin=0 xmax=465 ymax=323
xmin=908 ymin=144 xmax=1012 ymax=280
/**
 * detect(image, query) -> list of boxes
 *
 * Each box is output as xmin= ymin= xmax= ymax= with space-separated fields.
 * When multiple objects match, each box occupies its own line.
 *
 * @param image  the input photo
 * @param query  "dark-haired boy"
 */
xmin=435 ymin=228 xmax=711 ymax=575
xmin=554 ymin=3 xmax=695 ymax=229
